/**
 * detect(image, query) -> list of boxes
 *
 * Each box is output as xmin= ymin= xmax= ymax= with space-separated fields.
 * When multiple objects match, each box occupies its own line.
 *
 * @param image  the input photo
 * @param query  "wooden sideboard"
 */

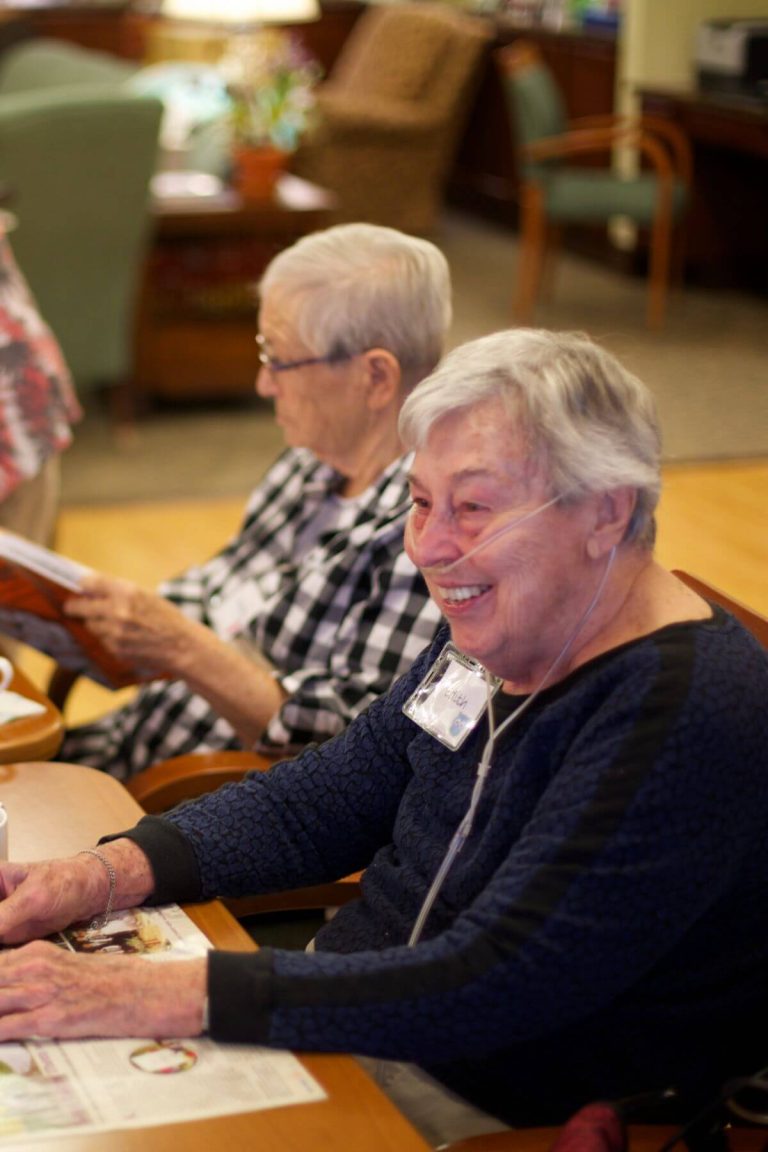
xmin=639 ymin=87 xmax=768 ymax=294
xmin=0 ymin=3 xmax=135 ymax=58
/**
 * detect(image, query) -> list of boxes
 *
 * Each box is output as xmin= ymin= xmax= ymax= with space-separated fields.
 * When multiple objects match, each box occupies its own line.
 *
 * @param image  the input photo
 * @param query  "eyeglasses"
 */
xmin=255 ymin=334 xmax=352 ymax=375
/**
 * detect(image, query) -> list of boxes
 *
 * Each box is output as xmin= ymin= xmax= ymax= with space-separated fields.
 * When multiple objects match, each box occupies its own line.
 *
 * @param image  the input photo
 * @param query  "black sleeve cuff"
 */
xmin=99 ymin=815 xmax=203 ymax=905
xmin=208 ymin=948 xmax=275 ymax=1043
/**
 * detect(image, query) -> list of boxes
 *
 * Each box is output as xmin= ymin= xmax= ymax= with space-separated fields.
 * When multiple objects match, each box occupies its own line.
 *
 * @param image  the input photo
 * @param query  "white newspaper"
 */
xmin=0 ymin=905 xmax=326 ymax=1143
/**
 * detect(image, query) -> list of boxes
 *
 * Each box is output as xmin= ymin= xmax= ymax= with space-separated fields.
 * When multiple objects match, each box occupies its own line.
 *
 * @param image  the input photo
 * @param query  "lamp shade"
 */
xmin=161 ymin=0 xmax=320 ymax=23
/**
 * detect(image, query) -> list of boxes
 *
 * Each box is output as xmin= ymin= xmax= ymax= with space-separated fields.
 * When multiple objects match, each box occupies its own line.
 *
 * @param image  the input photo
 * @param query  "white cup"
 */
xmin=0 ymin=656 xmax=12 ymax=693
xmin=0 ymin=803 xmax=7 ymax=861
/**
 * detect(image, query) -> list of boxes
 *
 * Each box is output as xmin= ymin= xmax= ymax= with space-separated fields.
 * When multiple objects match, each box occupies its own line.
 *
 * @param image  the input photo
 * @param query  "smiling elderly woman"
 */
xmin=0 ymin=329 xmax=766 ymax=1150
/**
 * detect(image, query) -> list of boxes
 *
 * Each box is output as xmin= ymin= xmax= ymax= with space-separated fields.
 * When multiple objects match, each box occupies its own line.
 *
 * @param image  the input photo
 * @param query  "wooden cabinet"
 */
xmin=0 ymin=3 xmax=137 ymax=59
xmin=640 ymin=87 xmax=768 ymax=293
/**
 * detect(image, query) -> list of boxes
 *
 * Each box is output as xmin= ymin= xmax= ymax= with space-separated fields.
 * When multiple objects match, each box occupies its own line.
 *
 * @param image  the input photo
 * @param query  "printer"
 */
xmin=695 ymin=19 xmax=768 ymax=99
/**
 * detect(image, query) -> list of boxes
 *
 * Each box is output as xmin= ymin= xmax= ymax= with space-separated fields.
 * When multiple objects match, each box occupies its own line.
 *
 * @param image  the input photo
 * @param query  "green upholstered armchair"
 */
xmin=0 ymin=85 xmax=162 ymax=406
xmin=290 ymin=2 xmax=490 ymax=235
xmin=497 ymin=40 xmax=692 ymax=329
xmin=0 ymin=37 xmax=135 ymax=95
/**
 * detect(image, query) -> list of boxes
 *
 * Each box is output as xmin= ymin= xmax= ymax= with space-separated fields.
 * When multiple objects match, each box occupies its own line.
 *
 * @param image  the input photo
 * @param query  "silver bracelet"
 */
xmin=79 ymin=848 xmax=117 ymax=931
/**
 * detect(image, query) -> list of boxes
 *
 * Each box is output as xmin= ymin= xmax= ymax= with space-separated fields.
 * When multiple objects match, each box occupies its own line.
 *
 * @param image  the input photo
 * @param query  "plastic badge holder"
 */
xmin=403 ymin=642 xmax=501 ymax=750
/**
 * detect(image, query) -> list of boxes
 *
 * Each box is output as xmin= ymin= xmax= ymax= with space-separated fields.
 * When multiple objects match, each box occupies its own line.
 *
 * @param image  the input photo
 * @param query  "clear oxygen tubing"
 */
xmin=407 ymin=543 xmax=617 ymax=947
xmin=408 ymin=494 xmax=564 ymax=582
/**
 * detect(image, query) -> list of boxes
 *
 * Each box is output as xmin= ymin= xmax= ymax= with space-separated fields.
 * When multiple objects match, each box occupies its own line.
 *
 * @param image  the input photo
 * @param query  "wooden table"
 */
xmin=134 ymin=174 xmax=338 ymax=403
xmin=0 ymin=760 xmax=429 ymax=1152
xmin=0 ymin=666 xmax=63 ymax=763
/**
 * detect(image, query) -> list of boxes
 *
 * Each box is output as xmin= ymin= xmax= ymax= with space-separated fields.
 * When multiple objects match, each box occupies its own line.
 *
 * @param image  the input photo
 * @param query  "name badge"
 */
xmin=403 ymin=642 xmax=501 ymax=750
xmin=207 ymin=584 xmax=265 ymax=641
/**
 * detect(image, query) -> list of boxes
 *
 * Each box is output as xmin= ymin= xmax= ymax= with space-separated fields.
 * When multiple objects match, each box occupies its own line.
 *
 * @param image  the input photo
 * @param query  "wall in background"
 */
xmin=622 ymin=0 xmax=768 ymax=99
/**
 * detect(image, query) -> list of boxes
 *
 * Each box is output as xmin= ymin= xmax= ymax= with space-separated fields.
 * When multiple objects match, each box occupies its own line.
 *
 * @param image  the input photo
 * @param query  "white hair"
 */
xmin=259 ymin=223 xmax=452 ymax=390
xmin=399 ymin=328 xmax=662 ymax=546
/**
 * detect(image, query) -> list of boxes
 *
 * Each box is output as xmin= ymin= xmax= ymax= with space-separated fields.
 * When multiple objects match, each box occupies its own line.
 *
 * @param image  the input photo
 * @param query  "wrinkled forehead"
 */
xmin=410 ymin=398 xmax=548 ymax=493
xmin=258 ymin=294 xmax=302 ymax=342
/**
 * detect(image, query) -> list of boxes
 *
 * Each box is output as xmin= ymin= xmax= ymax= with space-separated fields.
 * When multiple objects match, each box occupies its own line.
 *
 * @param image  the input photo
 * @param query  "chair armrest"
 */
xmin=522 ymin=124 xmax=621 ymax=162
xmin=315 ymin=90 xmax=439 ymax=138
xmin=224 ymin=872 xmax=363 ymax=919
xmin=125 ymin=750 xmax=279 ymax=813
xmin=566 ymin=113 xmax=692 ymax=187
xmin=638 ymin=115 xmax=693 ymax=187
xmin=524 ymin=124 xmax=679 ymax=192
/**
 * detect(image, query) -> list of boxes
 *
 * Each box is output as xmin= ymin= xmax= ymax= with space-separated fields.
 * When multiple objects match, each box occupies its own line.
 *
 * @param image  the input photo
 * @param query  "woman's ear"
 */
xmin=360 ymin=348 xmax=401 ymax=411
xmin=585 ymin=487 xmax=637 ymax=559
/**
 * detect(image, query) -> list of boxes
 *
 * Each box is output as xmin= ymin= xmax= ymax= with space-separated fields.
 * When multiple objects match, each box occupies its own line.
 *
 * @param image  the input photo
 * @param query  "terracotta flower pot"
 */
xmin=232 ymin=145 xmax=289 ymax=202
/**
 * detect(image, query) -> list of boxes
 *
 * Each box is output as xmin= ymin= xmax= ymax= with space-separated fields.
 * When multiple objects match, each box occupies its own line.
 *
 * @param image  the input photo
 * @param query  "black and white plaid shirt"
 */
xmin=60 ymin=448 xmax=442 ymax=778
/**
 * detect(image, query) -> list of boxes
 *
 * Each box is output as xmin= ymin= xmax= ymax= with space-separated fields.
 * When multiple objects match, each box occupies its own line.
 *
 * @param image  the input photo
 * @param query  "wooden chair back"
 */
xmin=672 ymin=570 xmax=768 ymax=649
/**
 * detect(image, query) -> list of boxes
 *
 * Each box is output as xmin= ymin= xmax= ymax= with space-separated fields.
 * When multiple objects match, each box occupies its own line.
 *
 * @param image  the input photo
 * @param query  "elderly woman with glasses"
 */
xmin=2 ymin=329 xmax=765 ymax=1149
xmin=55 ymin=223 xmax=447 ymax=778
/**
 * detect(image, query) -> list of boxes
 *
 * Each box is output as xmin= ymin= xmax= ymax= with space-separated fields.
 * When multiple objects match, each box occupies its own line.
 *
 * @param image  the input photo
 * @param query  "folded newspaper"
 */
xmin=0 ymin=905 xmax=325 ymax=1142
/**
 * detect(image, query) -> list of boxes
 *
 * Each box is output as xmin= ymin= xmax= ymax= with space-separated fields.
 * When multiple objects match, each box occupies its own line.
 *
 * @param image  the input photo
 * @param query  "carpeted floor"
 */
xmin=60 ymin=208 xmax=768 ymax=506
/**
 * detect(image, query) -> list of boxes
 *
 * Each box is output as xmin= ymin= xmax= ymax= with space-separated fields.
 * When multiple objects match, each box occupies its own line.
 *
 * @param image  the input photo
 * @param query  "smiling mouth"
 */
xmin=436 ymin=584 xmax=491 ymax=607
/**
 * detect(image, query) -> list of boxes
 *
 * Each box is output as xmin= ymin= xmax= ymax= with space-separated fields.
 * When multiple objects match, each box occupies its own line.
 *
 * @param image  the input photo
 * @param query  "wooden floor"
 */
xmin=21 ymin=456 xmax=768 ymax=726
xmin=653 ymin=458 xmax=767 ymax=614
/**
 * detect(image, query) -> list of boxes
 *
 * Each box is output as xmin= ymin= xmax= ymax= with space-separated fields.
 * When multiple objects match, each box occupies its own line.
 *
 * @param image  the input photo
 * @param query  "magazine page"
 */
xmin=0 ymin=531 xmax=140 ymax=689
xmin=0 ymin=905 xmax=326 ymax=1143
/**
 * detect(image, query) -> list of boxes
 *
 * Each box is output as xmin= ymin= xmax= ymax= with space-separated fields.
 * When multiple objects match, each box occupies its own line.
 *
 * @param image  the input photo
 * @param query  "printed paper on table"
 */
xmin=0 ymin=904 xmax=326 ymax=1142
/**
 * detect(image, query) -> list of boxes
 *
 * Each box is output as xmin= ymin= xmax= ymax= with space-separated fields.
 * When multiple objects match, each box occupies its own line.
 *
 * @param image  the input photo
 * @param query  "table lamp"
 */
xmin=159 ymin=0 xmax=322 ymax=199
xmin=160 ymin=1 xmax=320 ymax=25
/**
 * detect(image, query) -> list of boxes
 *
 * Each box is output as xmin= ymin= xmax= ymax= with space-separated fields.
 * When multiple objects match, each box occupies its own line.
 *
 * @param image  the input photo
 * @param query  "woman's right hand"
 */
xmin=0 ymin=840 xmax=156 ymax=946
xmin=0 ymin=857 xmax=105 ymax=945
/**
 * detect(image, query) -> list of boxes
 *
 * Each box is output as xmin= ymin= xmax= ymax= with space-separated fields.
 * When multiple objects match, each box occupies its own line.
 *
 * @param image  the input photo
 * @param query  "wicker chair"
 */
xmin=290 ymin=2 xmax=490 ymax=234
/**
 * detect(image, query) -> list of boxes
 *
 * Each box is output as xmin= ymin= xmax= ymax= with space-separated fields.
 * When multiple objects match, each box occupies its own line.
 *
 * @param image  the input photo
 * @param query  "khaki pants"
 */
xmin=0 ymin=456 xmax=60 ymax=545
xmin=356 ymin=1055 xmax=510 ymax=1149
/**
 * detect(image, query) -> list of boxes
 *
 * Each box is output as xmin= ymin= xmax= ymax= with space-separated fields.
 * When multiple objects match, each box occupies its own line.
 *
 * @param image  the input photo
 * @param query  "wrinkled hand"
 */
xmin=0 ymin=942 xmax=207 ymax=1041
xmin=64 ymin=574 xmax=203 ymax=678
xmin=0 ymin=858 xmax=101 ymax=946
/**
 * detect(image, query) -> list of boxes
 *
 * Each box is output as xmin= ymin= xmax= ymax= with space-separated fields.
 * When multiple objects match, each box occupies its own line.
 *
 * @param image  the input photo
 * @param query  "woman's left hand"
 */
xmin=63 ymin=574 xmax=206 ymax=679
xmin=0 ymin=942 xmax=207 ymax=1041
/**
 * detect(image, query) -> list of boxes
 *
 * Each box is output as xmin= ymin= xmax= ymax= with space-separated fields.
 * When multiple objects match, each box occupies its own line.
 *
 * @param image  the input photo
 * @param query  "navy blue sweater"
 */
xmin=123 ymin=608 xmax=768 ymax=1124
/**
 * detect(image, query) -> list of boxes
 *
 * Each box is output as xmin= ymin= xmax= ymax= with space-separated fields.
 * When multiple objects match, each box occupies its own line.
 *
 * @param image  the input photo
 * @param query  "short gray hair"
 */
xmin=259 ymin=223 xmax=452 ymax=390
xmin=399 ymin=328 xmax=662 ymax=546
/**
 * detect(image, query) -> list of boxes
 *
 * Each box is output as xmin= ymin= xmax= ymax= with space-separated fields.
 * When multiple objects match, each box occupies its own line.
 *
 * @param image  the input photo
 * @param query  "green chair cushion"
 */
xmin=539 ymin=168 xmax=688 ymax=225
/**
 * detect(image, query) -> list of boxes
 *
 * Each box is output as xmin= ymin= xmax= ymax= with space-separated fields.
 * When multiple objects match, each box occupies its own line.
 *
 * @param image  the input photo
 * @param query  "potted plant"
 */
xmin=220 ymin=28 xmax=321 ymax=200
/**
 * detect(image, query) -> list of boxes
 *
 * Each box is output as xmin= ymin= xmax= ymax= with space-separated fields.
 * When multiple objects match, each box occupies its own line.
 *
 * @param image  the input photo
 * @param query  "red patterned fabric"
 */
xmin=0 ymin=227 xmax=81 ymax=501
